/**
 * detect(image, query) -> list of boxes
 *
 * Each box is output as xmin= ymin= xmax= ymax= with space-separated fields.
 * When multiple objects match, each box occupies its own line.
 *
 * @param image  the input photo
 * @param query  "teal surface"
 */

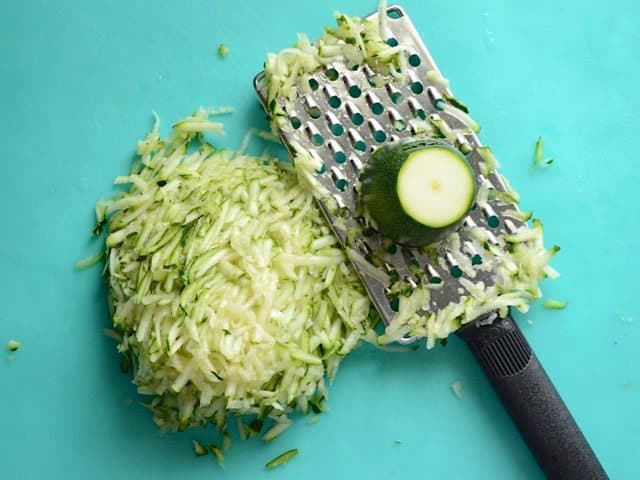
xmin=1 ymin=0 xmax=639 ymax=478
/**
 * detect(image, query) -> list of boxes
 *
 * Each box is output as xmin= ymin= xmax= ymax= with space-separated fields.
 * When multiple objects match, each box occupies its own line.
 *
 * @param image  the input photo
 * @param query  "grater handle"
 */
xmin=457 ymin=313 xmax=607 ymax=480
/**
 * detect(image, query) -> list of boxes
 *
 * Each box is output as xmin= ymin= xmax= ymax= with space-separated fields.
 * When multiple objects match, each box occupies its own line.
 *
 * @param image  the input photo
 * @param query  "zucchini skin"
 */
xmin=360 ymin=138 xmax=474 ymax=247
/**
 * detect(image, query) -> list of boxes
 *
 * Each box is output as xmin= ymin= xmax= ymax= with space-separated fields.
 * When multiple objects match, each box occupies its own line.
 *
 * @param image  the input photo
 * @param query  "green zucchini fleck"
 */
xmin=265 ymin=448 xmax=299 ymax=469
xmin=543 ymin=299 xmax=567 ymax=310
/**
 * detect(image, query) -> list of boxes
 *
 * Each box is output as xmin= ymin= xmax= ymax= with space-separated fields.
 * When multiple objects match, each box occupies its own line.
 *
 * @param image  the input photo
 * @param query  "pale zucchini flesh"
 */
xmin=397 ymin=146 xmax=475 ymax=228
xmin=100 ymin=109 xmax=374 ymax=434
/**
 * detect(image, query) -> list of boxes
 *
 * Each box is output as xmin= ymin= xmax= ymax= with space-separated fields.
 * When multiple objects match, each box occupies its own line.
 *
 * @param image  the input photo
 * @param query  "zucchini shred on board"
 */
xmin=102 ymin=109 xmax=375 ymax=433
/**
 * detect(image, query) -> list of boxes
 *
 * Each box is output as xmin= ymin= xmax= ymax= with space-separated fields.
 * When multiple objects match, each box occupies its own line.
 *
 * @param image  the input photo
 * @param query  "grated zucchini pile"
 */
xmin=102 ymin=109 xmax=374 ymax=433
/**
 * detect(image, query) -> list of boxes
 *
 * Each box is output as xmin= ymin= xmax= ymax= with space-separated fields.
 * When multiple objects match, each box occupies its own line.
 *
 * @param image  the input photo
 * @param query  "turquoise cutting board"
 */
xmin=2 ymin=0 xmax=639 ymax=478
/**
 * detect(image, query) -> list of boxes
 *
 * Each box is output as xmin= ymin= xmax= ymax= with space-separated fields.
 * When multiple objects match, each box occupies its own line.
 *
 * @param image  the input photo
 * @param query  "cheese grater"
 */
xmin=253 ymin=5 xmax=606 ymax=479
xmin=254 ymin=9 xmax=525 ymax=343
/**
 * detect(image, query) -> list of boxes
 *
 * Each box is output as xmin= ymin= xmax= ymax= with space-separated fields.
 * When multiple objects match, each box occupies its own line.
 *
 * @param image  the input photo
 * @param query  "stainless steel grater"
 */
xmin=254 ymin=5 xmax=524 ymax=341
xmin=253 ymin=6 xmax=607 ymax=478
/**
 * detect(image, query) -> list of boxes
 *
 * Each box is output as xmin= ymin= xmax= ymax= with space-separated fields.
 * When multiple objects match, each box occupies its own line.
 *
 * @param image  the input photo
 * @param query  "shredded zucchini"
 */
xmin=262 ymin=421 xmax=292 ymax=442
xmin=543 ymin=299 xmax=568 ymax=310
xmin=7 ymin=340 xmax=21 ymax=352
xmin=442 ymin=93 xmax=469 ymax=113
xmin=94 ymin=201 xmax=108 ymax=235
xmin=533 ymin=136 xmax=554 ymax=168
xmin=451 ymin=380 xmax=463 ymax=398
xmin=437 ymin=100 xmax=480 ymax=133
xmin=218 ymin=43 xmax=229 ymax=58
xmin=75 ymin=251 xmax=105 ymax=270
xmin=425 ymin=69 xmax=450 ymax=90
xmin=192 ymin=439 xmax=208 ymax=457
xmin=222 ymin=431 xmax=232 ymax=452
xmin=476 ymin=146 xmax=500 ymax=177
xmin=265 ymin=448 xmax=299 ymax=469
xmin=346 ymin=248 xmax=391 ymax=284
xmin=101 ymin=110 xmax=373 ymax=435
xmin=210 ymin=445 xmax=225 ymax=469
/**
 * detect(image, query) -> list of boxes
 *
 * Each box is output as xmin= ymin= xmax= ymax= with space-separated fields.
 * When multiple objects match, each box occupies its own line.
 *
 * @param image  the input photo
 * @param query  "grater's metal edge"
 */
xmin=253 ymin=5 xmax=524 ymax=344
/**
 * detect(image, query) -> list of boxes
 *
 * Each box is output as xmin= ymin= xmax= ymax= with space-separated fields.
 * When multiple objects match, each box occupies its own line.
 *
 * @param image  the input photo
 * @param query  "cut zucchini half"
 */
xmin=361 ymin=139 xmax=476 ymax=246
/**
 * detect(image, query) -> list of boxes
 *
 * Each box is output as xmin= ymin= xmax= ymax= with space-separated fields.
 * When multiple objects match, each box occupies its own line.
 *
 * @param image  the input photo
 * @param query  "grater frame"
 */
xmin=253 ymin=4 xmax=525 ymax=343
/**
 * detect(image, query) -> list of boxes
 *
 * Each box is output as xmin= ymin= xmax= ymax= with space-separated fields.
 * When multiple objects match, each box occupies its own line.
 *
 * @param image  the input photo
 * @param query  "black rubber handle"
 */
xmin=457 ymin=313 xmax=607 ymax=480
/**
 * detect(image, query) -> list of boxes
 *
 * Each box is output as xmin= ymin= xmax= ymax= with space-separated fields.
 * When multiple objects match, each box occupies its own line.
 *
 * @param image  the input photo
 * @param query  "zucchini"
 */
xmin=533 ymin=136 xmax=554 ymax=168
xmin=265 ymin=448 xmax=299 ymax=469
xmin=217 ymin=44 xmax=229 ymax=58
xmin=101 ymin=110 xmax=374 ymax=437
xmin=361 ymin=139 xmax=476 ymax=246
xmin=543 ymin=299 xmax=567 ymax=310
xmin=192 ymin=439 xmax=208 ymax=457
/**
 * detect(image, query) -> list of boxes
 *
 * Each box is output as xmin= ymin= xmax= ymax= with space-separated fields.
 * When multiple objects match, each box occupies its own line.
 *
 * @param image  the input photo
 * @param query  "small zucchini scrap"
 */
xmin=210 ymin=445 xmax=225 ymax=469
xmin=265 ymin=448 xmax=299 ymax=469
xmin=192 ymin=439 xmax=208 ymax=457
xmin=218 ymin=43 xmax=229 ymax=58
xmin=74 ymin=252 xmax=104 ymax=270
xmin=533 ymin=136 xmax=554 ymax=168
xmin=543 ymin=299 xmax=568 ymax=310
xmin=262 ymin=421 xmax=291 ymax=442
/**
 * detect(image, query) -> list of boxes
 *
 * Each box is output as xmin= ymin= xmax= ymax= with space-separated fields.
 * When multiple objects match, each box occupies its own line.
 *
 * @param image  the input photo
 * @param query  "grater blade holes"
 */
xmin=386 ymin=7 xmax=404 ymax=19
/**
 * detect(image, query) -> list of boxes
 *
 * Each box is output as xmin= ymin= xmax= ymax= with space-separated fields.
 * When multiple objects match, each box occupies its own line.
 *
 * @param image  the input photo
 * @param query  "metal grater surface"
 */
xmin=254 ymin=5 xmax=524 ymax=342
